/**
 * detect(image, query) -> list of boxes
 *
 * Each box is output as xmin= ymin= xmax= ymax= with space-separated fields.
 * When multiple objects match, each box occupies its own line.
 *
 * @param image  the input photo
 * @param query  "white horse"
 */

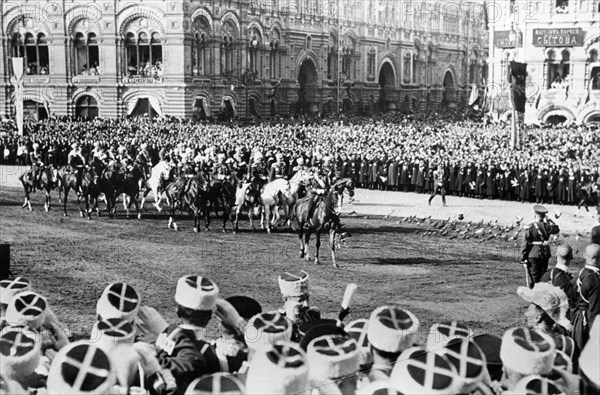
xmin=140 ymin=161 xmax=173 ymax=212
xmin=260 ymin=178 xmax=294 ymax=233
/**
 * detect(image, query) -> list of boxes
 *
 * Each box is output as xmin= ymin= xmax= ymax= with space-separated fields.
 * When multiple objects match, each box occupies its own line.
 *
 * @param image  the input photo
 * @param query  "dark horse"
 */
xmin=91 ymin=164 xmax=120 ymax=218
xmin=294 ymin=178 xmax=355 ymax=268
xmin=59 ymin=166 xmax=96 ymax=219
xmin=19 ymin=167 xmax=58 ymax=212
xmin=576 ymin=182 xmax=599 ymax=216
xmin=206 ymin=176 xmax=237 ymax=233
xmin=164 ymin=173 xmax=210 ymax=232
xmin=116 ymin=164 xmax=146 ymax=219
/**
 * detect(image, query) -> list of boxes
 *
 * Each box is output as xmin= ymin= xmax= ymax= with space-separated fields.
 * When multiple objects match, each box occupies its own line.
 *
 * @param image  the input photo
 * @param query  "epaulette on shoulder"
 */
xmin=525 ymin=224 xmax=533 ymax=229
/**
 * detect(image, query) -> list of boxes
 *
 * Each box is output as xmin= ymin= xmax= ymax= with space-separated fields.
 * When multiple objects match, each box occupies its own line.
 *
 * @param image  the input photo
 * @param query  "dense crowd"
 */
xmin=1 ymin=240 xmax=599 ymax=395
xmin=0 ymin=115 xmax=598 ymax=207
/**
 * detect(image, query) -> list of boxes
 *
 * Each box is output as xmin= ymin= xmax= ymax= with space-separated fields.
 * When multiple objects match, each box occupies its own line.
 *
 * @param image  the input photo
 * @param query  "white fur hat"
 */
xmin=579 ymin=316 xmax=600 ymax=387
xmin=246 ymin=341 xmax=309 ymax=395
xmin=553 ymin=350 xmax=572 ymax=374
xmin=438 ymin=339 xmax=486 ymax=393
xmin=357 ymin=381 xmax=403 ymax=395
xmin=0 ymin=325 xmax=42 ymax=382
xmin=4 ymin=291 xmax=47 ymax=330
xmin=306 ymin=335 xmax=360 ymax=381
xmin=345 ymin=319 xmax=372 ymax=367
xmin=244 ymin=311 xmax=292 ymax=351
xmin=175 ymin=276 xmax=219 ymax=311
xmin=91 ymin=318 xmax=136 ymax=355
xmin=96 ymin=283 xmax=141 ymax=323
xmin=367 ymin=305 xmax=419 ymax=353
xmin=0 ymin=277 xmax=31 ymax=305
xmin=278 ymin=271 xmax=310 ymax=298
xmin=47 ymin=341 xmax=116 ymax=395
xmin=185 ymin=373 xmax=246 ymax=395
xmin=500 ymin=328 xmax=556 ymax=376
xmin=512 ymin=375 xmax=564 ymax=394
xmin=390 ymin=347 xmax=458 ymax=395
xmin=426 ymin=321 xmax=473 ymax=351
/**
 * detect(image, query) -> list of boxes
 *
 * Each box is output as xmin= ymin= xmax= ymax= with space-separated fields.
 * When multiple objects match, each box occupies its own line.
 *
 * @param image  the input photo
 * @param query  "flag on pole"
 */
xmin=510 ymin=61 xmax=528 ymax=113
xmin=11 ymin=57 xmax=24 ymax=137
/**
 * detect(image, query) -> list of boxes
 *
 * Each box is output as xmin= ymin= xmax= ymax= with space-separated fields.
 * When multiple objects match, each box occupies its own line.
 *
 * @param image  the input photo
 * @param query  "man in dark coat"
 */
xmin=572 ymin=244 xmax=600 ymax=350
xmin=521 ymin=205 xmax=560 ymax=285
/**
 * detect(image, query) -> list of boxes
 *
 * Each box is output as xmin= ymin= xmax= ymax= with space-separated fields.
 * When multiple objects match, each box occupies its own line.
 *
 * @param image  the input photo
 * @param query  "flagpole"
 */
xmin=11 ymin=57 xmax=24 ymax=137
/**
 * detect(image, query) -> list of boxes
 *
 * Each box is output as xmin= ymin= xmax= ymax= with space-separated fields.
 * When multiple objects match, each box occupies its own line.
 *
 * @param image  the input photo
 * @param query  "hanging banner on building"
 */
xmin=510 ymin=61 xmax=528 ymax=113
xmin=11 ymin=57 xmax=24 ymax=136
xmin=532 ymin=28 xmax=584 ymax=47
xmin=494 ymin=31 xmax=522 ymax=48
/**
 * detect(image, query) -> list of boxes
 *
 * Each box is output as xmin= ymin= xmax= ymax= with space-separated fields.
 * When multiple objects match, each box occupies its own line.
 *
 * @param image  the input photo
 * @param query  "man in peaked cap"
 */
xmin=269 ymin=152 xmax=288 ymax=182
xmin=278 ymin=270 xmax=320 ymax=341
xmin=306 ymin=335 xmax=361 ymax=395
xmin=367 ymin=305 xmax=420 ymax=382
xmin=150 ymin=275 xmax=222 ymax=393
xmin=522 ymin=205 xmax=560 ymax=285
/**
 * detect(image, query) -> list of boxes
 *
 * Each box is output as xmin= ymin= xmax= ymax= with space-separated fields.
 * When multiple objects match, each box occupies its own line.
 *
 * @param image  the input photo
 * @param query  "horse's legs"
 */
xmin=298 ymin=224 xmax=305 ymax=258
xmin=264 ymin=205 xmax=272 ymax=233
xmin=123 ymin=193 xmax=130 ymax=219
xmin=249 ymin=206 xmax=255 ymax=231
xmin=314 ymin=231 xmax=321 ymax=265
xmin=168 ymin=198 xmax=178 ymax=230
xmin=63 ymin=187 xmax=69 ymax=216
xmin=330 ymin=228 xmax=339 ymax=268
xmin=44 ymin=188 xmax=50 ymax=212
xmin=304 ymin=229 xmax=312 ymax=261
xmin=204 ymin=203 xmax=210 ymax=231
xmin=133 ymin=194 xmax=141 ymax=220
xmin=85 ymin=193 xmax=92 ymax=220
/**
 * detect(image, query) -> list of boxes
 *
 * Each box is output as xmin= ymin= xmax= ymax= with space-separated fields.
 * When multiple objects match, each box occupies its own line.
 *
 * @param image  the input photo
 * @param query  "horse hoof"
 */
xmin=126 ymin=215 xmax=130 ymax=220
xmin=305 ymin=255 xmax=311 ymax=261
xmin=333 ymin=263 xmax=340 ymax=269
xmin=63 ymin=213 xmax=68 ymax=217
xmin=222 ymin=229 xmax=226 ymax=234
xmin=299 ymin=251 xmax=305 ymax=258
xmin=193 ymin=227 xmax=198 ymax=233
xmin=137 ymin=213 xmax=142 ymax=220
xmin=80 ymin=211 xmax=84 ymax=218
xmin=314 ymin=259 xmax=321 ymax=265
xmin=173 ymin=224 xmax=178 ymax=231
xmin=267 ymin=229 xmax=272 ymax=234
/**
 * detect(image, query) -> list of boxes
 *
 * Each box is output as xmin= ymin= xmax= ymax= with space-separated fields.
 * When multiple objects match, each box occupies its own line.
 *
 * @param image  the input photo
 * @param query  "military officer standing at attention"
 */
xmin=522 ymin=205 xmax=560 ymax=286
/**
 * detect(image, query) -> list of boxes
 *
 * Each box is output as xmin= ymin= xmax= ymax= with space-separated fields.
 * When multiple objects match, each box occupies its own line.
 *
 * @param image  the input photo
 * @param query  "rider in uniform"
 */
xmin=268 ymin=153 xmax=287 ymax=182
xmin=212 ymin=153 xmax=231 ymax=181
xmin=28 ymin=143 xmax=44 ymax=191
xmin=68 ymin=143 xmax=86 ymax=193
xmin=136 ymin=143 xmax=152 ymax=189
xmin=521 ymin=205 xmax=560 ymax=285
xmin=247 ymin=151 xmax=268 ymax=200
xmin=304 ymin=165 xmax=329 ymax=227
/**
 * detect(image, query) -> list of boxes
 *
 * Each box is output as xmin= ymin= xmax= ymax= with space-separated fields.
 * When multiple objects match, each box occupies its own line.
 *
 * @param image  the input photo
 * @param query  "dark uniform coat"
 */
xmin=156 ymin=324 xmax=221 ymax=393
xmin=522 ymin=219 xmax=560 ymax=282
xmin=572 ymin=266 xmax=600 ymax=350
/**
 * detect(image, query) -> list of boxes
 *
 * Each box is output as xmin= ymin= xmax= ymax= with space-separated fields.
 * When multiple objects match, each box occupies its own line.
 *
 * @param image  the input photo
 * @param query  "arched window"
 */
xmin=367 ymin=47 xmax=376 ymax=78
xmin=192 ymin=17 xmax=211 ymax=76
xmin=469 ymin=50 xmax=479 ymax=84
xmin=306 ymin=35 xmax=312 ymax=50
xmin=588 ymin=49 xmax=600 ymax=90
xmin=403 ymin=52 xmax=412 ymax=83
xmin=342 ymin=38 xmax=355 ymax=80
xmin=125 ymin=32 xmax=162 ymax=78
xmin=11 ymin=33 xmax=24 ymax=58
xmin=75 ymin=95 xmax=99 ymax=120
xmin=270 ymin=32 xmax=281 ymax=79
xmin=327 ymin=33 xmax=338 ymax=80
xmin=74 ymin=32 xmax=100 ymax=75
xmin=21 ymin=32 xmax=49 ymax=75
xmin=221 ymin=21 xmax=238 ymax=76
xmin=248 ymin=31 xmax=261 ymax=75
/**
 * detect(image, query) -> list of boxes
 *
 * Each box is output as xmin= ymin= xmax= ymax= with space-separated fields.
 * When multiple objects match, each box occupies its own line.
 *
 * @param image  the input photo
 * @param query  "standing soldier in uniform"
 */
xmin=428 ymin=163 xmax=447 ymax=206
xmin=572 ymin=243 xmax=600 ymax=350
xmin=521 ymin=205 xmax=560 ymax=286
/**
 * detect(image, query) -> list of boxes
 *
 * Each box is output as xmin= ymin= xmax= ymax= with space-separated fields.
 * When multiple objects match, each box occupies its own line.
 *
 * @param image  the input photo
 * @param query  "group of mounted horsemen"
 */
xmin=19 ymin=141 xmax=355 ymax=267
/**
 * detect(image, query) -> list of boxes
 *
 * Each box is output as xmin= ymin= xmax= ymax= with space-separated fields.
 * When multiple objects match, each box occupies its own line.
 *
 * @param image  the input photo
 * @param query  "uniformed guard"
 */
xmin=572 ymin=244 xmax=600 ymax=350
xmin=277 ymin=270 xmax=320 ymax=342
xmin=28 ymin=143 xmax=44 ymax=191
xmin=428 ymin=163 xmax=447 ymax=206
xmin=67 ymin=142 xmax=86 ymax=193
xmin=212 ymin=153 xmax=230 ymax=181
xmin=540 ymin=244 xmax=576 ymax=315
xmin=521 ymin=205 xmax=560 ymax=285
xmin=247 ymin=151 xmax=268 ymax=199
xmin=304 ymin=167 xmax=329 ymax=227
xmin=155 ymin=275 xmax=221 ymax=393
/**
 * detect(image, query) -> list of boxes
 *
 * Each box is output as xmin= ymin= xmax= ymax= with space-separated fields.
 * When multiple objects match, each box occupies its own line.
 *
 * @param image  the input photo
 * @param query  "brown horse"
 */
xmin=295 ymin=188 xmax=343 ymax=268
xmin=91 ymin=164 xmax=119 ymax=218
xmin=164 ymin=173 xmax=210 ymax=232
xmin=19 ymin=167 xmax=58 ymax=212
xmin=59 ymin=167 xmax=96 ymax=219
xmin=117 ymin=164 xmax=145 ymax=220
xmin=206 ymin=177 xmax=237 ymax=233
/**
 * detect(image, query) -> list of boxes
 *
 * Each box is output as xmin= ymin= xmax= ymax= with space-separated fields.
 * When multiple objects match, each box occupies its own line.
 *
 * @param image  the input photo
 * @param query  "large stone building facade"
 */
xmin=488 ymin=0 xmax=600 ymax=124
xmin=1 ymin=0 xmax=488 ymax=120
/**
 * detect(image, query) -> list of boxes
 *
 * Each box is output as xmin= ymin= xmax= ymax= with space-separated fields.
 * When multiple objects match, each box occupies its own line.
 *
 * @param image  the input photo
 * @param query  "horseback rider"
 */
xmin=67 ymin=142 xmax=86 ymax=193
xmin=135 ymin=142 xmax=152 ymax=189
xmin=28 ymin=143 xmax=44 ymax=191
xmin=247 ymin=151 xmax=268 ymax=199
xmin=268 ymin=152 xmax=287 ymax=182
xmin=91 ymin=143 xmax=109 ymax=178
xmin=232 ymin=146 xmax=247 ymax=186
xmin=212 ymin=153 xmax=231 ymax=181
xmin=305 ymin=165 xmax=329 ymax=227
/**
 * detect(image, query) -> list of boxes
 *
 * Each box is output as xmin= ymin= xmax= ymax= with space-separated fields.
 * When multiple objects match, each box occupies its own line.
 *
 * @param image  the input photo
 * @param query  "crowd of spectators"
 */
xmin=0 ymin=113 xmax=598 ymax=207
xmin=1 ymin=242 xmax=599 ymax=394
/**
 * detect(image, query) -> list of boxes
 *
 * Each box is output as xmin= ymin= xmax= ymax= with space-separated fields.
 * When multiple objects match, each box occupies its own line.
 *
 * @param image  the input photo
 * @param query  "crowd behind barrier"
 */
xmin=0 ymin=113 xmax=598 ymax=207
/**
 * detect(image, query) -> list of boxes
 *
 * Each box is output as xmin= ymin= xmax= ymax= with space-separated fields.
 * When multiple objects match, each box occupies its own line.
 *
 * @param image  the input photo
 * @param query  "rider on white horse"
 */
xmin=247 ymin=151 xmax=269 ymax=199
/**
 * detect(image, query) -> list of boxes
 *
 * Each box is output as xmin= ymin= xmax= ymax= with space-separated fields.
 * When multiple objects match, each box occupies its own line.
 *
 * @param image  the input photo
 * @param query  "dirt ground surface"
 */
xmin=1 ymin=166 xmax=597 ymax=342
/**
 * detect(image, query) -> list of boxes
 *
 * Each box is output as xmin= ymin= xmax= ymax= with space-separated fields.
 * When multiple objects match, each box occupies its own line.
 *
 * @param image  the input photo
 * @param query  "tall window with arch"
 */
xmin=221 ymin=21 xmax=238 ymax=76
xmin=74 ymin=32 xmax=100 ymax=75
xmin=367 ymin=47 xmax=376 ymax=79
xmin=125 ymin=31 xmax=163 ymax=78
xmin=587 ymin=49 xmax=600 ymax=90
xmin=342 ymin=37 xmax=355 ymax=80
xmin=12 ymin=32 xmax=49 ymax=75
xmin=248 ymin=29 xmax=262 ymax=76
xmin=192 ymin=17 xmax=211 ymax=76
xmin=469 ymin=50 xmax=479 ymax=84
xmin=270 ymin=30 xmax=282 ymax=79
xmin=403 ymin=52 xmax=412 ymax=83
xmin=546 ymin=49 xmax=570 ymax=89
xmin=327 ymin=33 xmax=338 ymax=80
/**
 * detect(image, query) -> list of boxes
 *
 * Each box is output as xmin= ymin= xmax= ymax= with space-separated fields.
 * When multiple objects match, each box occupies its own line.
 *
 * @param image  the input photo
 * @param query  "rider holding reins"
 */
xmin=67 ymin=143 xmax=86 ymax=193
xmin=28 ymin=143 xmax=45 ymax=191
